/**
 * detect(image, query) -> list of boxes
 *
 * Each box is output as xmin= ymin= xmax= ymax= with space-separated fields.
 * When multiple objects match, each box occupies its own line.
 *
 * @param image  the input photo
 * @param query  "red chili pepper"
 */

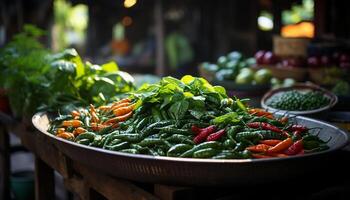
xmin=247 ymin=122 xmax=290 ymax=137
xmin=191 ymin=125 xmax=202 ymax=135
xmin=206 ymin=129 xmax=226 ymax=141
xmin=193 ymin=125 xmax=216 ymax=144
xmin=292 ymin=130 xmax=302 ymax=140
xmin=284 ymin=139 xmax=303 ymax=155
xmin=247 ymin=122 xmax=282 ymax=133
xmin=288 ymin=125 xmax=308 ymax=133
xmin=252 ymin=154 xmax=273 ymax=159
xmin=297 ymin=149 xmax=305 ymax=155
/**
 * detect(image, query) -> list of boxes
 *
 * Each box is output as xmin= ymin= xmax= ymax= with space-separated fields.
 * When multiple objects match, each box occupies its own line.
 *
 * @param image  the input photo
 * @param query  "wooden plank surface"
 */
xmin=0 ymin=126 xmax=11 ymax=200
xmin=35 ymin=156 xmax=55 ymax=200
xmin=73 ymin=163 xmax=159 ymax=200
xmin=12 ymin=123 xmax=158 ymax=200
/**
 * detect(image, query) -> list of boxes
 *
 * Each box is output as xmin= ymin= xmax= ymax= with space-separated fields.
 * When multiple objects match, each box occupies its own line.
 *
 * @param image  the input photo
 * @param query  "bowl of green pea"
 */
xmin=261 ymin=83 xmax=338 ymax=115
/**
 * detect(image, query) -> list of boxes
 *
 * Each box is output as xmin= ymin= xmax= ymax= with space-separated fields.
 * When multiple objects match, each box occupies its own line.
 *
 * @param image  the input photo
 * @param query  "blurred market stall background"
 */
xmin=1 ymin=0 xmax=349 ymax=76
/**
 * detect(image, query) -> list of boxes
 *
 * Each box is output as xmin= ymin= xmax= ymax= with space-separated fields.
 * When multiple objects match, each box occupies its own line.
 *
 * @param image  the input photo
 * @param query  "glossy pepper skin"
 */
xmin=207 ymin=129 xmax=226 ymax=141
xmin=193 ymin=125 xmax=216 ymax=144
xmin=284 ymin=139 xmax=303 ymax=155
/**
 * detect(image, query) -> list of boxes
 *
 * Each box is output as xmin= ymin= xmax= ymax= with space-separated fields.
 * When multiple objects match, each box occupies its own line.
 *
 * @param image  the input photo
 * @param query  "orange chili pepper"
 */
xmin=103 ymin=111 xmax=133 ymax=125
xmin=57 ymin=132 xmax=74 ymax=140
xmin=111 ymin=98 xmax=130 ymax=107
xmin=72 ymin=127 xmax=87 ymax=136
xmin=246 ymin=144 xmax=272 ymax=153
xmin=56 ymin=128 xmax=65 ymax=134
xmin=259 ymin=139 xmax=282 ymax=146
xmin=62 ymin=120 xmax=83 ymax=127
xmin=267 ymin=138 xmax=293 ymax=153
xmin=113 ymin=104 xmax=134 ymax=116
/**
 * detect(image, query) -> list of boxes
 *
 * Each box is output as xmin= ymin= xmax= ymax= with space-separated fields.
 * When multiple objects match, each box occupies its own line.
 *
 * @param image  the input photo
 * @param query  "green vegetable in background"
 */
xmin=332 ymin=80 xmax=350 ymax=96
xmin=254 ymin=69 xmax=272 ymax=84
xmin=235 ymin=68 xmax=254 ymax=84
xmin=266 ymin=90 xmax=330 ymax=111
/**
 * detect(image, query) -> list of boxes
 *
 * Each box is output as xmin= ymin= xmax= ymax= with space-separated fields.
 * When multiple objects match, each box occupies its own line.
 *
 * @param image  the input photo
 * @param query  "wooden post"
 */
xmin=154 ymin=0 xmax=165 ymax=76
xmin=314 ymin=0 xmax=326 ymax=37
xmin=35 ymin=157 xmax=55 ymax=200
xmin=0 ymin=126 xmax=10 ymax=200
xmin=154 ymin=184 xmax=193 ymax=200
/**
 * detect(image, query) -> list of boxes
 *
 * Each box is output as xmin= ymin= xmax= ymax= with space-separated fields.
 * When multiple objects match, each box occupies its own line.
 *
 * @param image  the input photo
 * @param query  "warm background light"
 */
xmin=124 ymin=0 xmax=137 ymax=8
xmin=281 ymin=22 xmax=314 ymax=38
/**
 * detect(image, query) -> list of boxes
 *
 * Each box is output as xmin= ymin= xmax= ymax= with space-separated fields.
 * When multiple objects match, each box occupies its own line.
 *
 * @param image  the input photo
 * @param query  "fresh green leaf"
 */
xmin=212 ymin=112 xmax=239 ymax=125
xmin=168 ymin=100 xmax=189 ymax=120
xmin=51 ymin=60 xmax=76 ymax=74
xmin=101 ymin=61 xmax=119 ymax=72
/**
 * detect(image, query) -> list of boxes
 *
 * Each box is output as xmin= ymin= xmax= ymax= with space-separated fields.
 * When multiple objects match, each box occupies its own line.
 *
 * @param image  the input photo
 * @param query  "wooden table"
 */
xmin=0 ymin=114 xmax=205 ymax=200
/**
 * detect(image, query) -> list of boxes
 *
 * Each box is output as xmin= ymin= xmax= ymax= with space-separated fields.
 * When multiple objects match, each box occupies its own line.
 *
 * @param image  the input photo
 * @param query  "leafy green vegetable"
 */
xmin=0 ymin=24 xmax=134 ymax=117
xmin=128 ymin=75 xmax=247 ymax=124
xmin=212 ymin=112 xmax=239 ymax=125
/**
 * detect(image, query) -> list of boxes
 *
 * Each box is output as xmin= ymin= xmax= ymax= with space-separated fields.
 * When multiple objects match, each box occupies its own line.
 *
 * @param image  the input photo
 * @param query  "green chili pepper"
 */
xmin=180 ymin=141 xmax=222 ymax=158
xmin=113 ymin=134 xmax=142 ymax=143
xmin=223 ymin=139 xmax=236 ymax=149
xmin=138 ymin=138 xmax=165 ymax=147
xmin=90 ymin=135 xmax=103 ymax=147
xmin=135 ymin=117 xmax=149 ymax=131
xmin=108 ymin=141 xmax=129 ymax=151
xmin=76 ymin=138 xmax=91 ymax=145
xmin=102 ymin=132 xmax=118 ymax=147
xmin=213 ymin=150 xmax=251 ymax=159
xmin=259 ymin=130 xmax=286 ymax=140
xmin=227 ymin=125 xmax=241 ymax=141
xmin=109 ymin=138 xmax=123 ymax=146
xmin=303 ymin=140 xmax=321 ymax=150
xmin=167 ymin=144 xmax=193 ymax=157
xmin=141 ymin=120 xmax=174 ymax=137
xmin=75 ymin=132 xmax=95 ymax=142
xmin=165 ymin=134 xmax=193 ymax=145
xmin=233 ymin=141 xmax=250 ymax=151
xmin=303 ymin=135 xmax=325 ymax=142
xmin=157 ymin=127 xmax=192 ymax=135
xmin=193 ymin=148 xmax=220 ymax=158
xmin=305 ymin=144 xmax=329 ymax=153
xmin=149 ymin=149 xmax=159 ymax=156
xmin=160 ymin=132 xmax=171 ymax=139
xmin=155 ymin=147 xmax=166 ymax=156
xmin=235 ymin=131 xmax=263 ymax=142
xmin=120 ymin=149 xmax=139 ymax=154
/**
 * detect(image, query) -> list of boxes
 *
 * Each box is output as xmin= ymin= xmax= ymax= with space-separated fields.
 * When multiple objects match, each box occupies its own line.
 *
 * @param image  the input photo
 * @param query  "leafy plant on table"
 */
xmin=0 ymin=24 xmax=134 ymax=118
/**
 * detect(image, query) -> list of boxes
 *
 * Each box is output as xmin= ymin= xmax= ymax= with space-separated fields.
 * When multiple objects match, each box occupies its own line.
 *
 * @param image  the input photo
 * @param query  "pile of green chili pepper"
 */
xmin=48 ymin=75 xmax=329 ymax=159
xmin=266 ymin=90 xmax=330 ymax=111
